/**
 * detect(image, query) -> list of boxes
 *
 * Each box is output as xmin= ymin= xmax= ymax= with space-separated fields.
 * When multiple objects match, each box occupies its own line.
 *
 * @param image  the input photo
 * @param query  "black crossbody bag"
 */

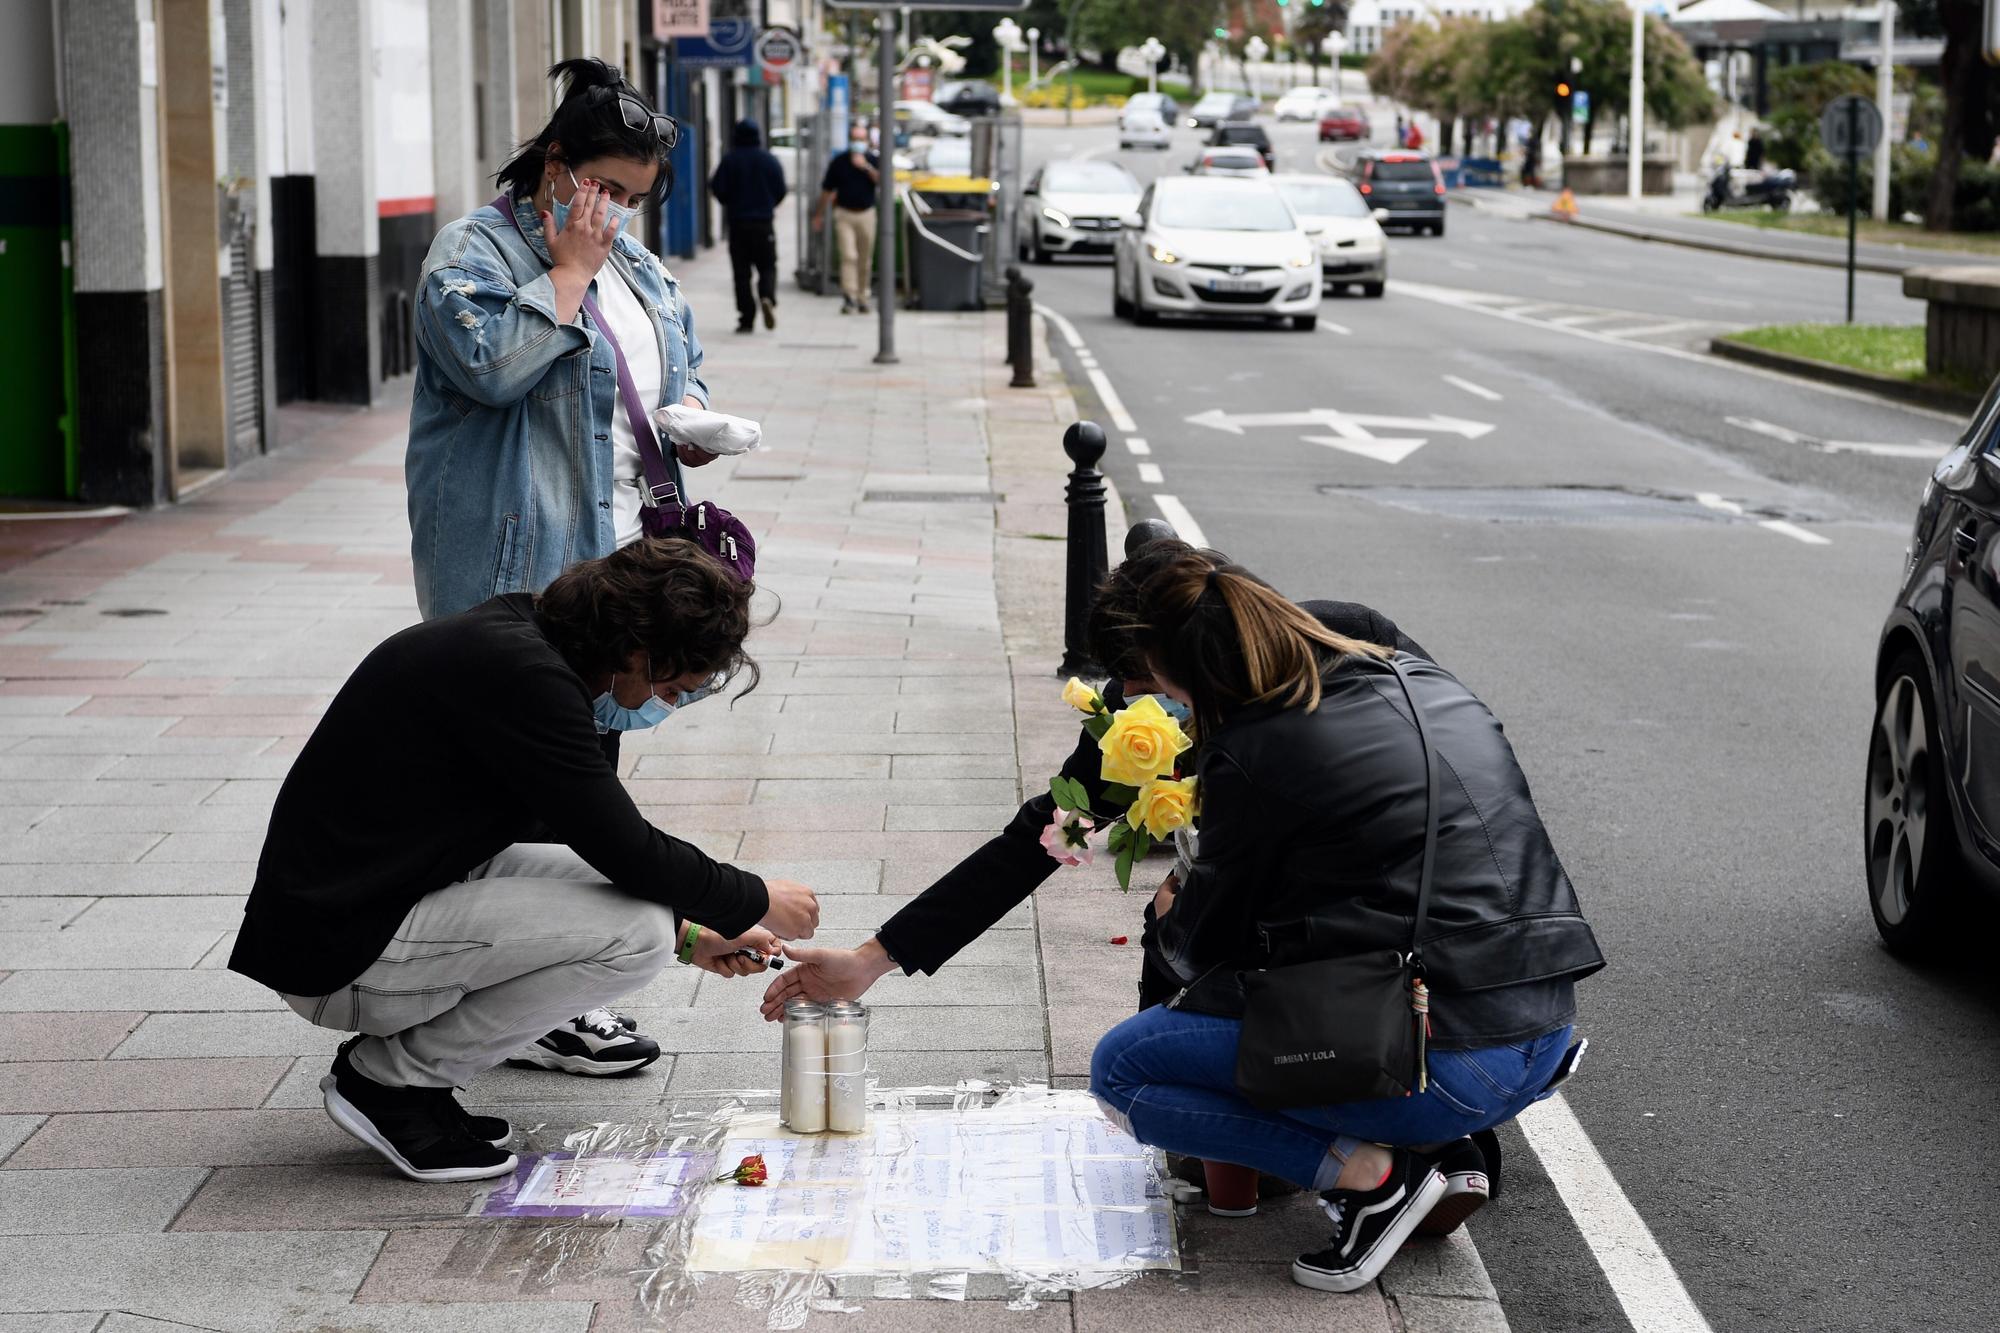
xmin=1233 ymin=656 xmax=1438 ymax=1110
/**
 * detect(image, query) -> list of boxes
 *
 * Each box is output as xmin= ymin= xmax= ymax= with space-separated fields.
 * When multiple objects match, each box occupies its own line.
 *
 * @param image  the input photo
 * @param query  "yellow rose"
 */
xmin=1098 ymin=694 xmax=1193 ymax=787
xmin=1129 ymin=777 xmax=1198 ymax=840
xmin=1061 ymin=677 xmax=1103 ymax=715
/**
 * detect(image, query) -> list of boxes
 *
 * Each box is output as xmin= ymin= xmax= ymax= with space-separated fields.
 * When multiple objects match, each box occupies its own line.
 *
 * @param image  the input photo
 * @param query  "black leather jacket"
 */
xmin=1152 ymin=652 xmax=1605 ymax=1047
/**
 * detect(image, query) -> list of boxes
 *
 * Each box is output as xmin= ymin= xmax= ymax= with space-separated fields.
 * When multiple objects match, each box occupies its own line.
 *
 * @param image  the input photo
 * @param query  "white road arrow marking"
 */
xmin=1726 ymin=416 xmax=1944 ymax=460
xmin=1183 ymin=406 xmax=1495 ymax=464
xmin=1301 ymin=433 xmax=1429 ymax=464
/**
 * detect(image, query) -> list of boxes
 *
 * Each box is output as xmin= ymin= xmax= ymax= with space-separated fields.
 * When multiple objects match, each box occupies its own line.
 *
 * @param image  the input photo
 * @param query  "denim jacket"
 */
xmin=406 ymin=193 xmax=709 ymax=620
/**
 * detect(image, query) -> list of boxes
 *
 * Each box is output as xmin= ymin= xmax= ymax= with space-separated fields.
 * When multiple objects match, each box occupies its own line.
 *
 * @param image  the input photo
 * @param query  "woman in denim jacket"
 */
xmin=407 ymin=58 xmax=718 ymax=623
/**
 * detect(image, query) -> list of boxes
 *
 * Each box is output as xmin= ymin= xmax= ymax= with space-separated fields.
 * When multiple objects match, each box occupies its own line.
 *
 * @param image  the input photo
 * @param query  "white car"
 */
xmin=1274 ymin=86 xmax=1339 ymax=122
xmin=894 ymin=99 xmax=970 ymax=138
xmin=1272 ymin=174 xmax=1388 ymax=297
xmin=1019 ymin=159 xmax=1143 ymax=261
xmin=1119 ymin=108 xmax=1172 ymax=151
xmin=1189 ymin=147 xmax=1269 ymax=178
xmin=1112 ymin=176 xmax=1322 ymax=330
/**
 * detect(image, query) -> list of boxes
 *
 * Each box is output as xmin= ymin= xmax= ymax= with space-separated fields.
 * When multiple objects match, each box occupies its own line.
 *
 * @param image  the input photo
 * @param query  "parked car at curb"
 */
xmin=1272 ymin=174 xmax=1387 ymax=298
xmin=1353 ymin=150 xmax=1447 ymax=234
xmin=1112 ymin=175 xmax=1322 ymax=330
xmin=1018 ymin=159 xmax=1143 ymax=262
xmin=1868 ymin=376 xmax=2000 ymax=953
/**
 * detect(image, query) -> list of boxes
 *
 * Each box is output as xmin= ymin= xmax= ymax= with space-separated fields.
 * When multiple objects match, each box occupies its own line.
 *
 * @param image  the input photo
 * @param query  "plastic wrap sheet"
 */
xmin=464 ymin=1083 xmax=1183 ymax=1328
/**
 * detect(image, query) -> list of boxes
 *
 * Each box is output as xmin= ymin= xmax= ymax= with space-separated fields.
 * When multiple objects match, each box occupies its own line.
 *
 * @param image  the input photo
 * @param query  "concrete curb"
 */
xmin=1708 ymin=335 xmax=1982 ymax=415
xmin=1532 ymin=210 xmax=1913 ymax=275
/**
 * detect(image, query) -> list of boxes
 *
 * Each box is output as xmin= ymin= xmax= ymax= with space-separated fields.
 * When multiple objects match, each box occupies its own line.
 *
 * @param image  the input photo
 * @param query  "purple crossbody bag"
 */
xmin=494 ymin=196 xmax=756 ymax=581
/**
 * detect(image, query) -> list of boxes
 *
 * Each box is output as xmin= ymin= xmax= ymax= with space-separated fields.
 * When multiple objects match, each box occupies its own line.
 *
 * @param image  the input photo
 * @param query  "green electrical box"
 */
xmin=0 ymin=123 xmax=79 ymax=500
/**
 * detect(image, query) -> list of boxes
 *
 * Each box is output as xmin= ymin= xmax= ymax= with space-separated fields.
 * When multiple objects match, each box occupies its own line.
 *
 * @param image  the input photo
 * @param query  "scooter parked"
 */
xmin=1702 ymin=164 xmax=1797 ymax=212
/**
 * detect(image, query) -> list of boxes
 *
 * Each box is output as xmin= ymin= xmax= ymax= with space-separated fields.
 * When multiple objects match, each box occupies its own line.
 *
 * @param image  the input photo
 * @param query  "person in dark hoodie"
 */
xmin=709 ymin=119 xmax=788 ymax=333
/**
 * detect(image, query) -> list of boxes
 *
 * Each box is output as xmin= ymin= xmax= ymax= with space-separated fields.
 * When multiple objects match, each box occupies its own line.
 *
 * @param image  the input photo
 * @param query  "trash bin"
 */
xmin=911 ymin=210 xmax=987 ymax=312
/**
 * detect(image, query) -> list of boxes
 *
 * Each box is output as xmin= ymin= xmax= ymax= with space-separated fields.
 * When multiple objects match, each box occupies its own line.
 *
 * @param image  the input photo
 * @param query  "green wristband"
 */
xmin=677 ymin=921 xmax=701 ymax=966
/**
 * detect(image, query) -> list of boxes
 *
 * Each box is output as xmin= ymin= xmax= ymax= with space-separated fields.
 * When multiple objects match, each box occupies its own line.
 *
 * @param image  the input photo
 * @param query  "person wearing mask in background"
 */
xmin=812 ymin=126 xmax=881 ymax=315
xmin=229 ymin=540 xmax=821 ymax=1184
xmin=406 ymin=58 xmax=725 ymax=1075
xmin=709 ymin=119 xmax=788 ymax=334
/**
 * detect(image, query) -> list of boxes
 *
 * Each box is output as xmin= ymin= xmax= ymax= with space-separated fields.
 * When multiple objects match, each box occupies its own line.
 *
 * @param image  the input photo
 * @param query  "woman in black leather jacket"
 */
xmin=1087 ymin=543 xmax=1604 ymax=1295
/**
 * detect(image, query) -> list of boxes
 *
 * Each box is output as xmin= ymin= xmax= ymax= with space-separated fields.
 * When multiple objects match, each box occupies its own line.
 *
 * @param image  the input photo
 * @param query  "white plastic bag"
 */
xmin=652 ymin=404 xmax=763 ymax=456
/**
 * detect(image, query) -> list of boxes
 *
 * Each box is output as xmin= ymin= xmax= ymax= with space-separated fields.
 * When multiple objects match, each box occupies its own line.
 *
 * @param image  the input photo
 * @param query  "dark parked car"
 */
xmin=1869 ymin=379 xmax=2000 ymax=952
xmin=1353 ymin=150 xmax=1446 ymax=234
xmin=1208 ymin=120 xmax=1274 ymax=171
xmin=936 ymin=80 xmax=1003 ymax=118
xmin=1187 ymin=92 xmax=1258 ymax=130
xmin=1318 ymin=105 xmax=1371 ymax=142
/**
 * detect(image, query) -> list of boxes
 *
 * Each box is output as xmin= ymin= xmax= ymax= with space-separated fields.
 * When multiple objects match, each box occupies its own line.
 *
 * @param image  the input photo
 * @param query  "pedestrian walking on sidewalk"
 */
xmin=1081 ymin=547 xmax=1602 ymax=1295
xmin=812 ymin=127 xmax=881 ymax=314
xmin=709 ymin=119 xmax=787 ymax=334
xmin=228 ymin=540 xmax=821 ymax=1184
xmin=407 ymin=57 xmax=721 ymax=623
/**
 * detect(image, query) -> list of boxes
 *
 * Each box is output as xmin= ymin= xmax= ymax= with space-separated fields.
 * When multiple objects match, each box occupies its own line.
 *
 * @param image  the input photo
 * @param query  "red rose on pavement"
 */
xmin=716 ymin=1153 xmax=769 ymax=1186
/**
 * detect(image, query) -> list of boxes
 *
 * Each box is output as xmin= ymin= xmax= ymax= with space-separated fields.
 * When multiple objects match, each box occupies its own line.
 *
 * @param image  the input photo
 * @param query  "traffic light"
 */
xmin=1556 ymin=81 xmax=1572 ymax=97
xmin=1213 ymin=26 xmax=1228 ymax=37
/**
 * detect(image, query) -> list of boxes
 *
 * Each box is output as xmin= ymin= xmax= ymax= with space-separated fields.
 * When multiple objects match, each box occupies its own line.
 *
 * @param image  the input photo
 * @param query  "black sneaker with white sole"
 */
xmin=505 ymin=1007 xmax=662 ymax=1077
xmin=321 ymin=1040 xmax=516 ymax=1183
xmin=1292 ymin=1149 xmax=1447 ymax=1293
xmin=1415 ymin=1136 xmax=1491 ymax=1236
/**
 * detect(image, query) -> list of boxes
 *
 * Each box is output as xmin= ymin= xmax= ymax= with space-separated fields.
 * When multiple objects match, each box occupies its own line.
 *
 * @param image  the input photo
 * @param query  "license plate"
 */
xmin=1207 ymin=278 xmax=1262 ymax=293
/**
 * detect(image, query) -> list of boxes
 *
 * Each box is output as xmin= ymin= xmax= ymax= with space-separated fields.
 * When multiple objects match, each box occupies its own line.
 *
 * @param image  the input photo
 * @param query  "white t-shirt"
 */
xmin=594 ymin=266 xmax=665 ymax=549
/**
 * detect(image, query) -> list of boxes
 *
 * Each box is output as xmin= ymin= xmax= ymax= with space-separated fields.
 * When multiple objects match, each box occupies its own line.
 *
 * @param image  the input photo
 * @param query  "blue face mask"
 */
xmin=1143 ymin=693 xmax=1193 ymax=724
xmin=551 ymin=169 xmax=635 ymax=237
xmin=593 ymin=691 xmax=675 ymax=734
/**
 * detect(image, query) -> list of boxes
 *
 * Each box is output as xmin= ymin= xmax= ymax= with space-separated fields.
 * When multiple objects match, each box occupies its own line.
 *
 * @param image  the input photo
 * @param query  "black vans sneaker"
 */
xmin=506 ymin=1007 xmax=662 ymax=1077
xmin=321 ymin=1041 xmax=516 ymax=1183
xmin=1416 ymin=1137 xmax=1491 ymax=1236
xmin=1292 ymin=1149 xmax=1447 ymax=1293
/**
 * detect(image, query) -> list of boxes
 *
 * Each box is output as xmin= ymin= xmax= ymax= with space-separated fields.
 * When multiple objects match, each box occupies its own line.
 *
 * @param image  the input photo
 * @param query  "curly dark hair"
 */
xmin=495 ymin=58 xmax=677 ymax=211
xmin=536 ymin=538 xmax=759 ymax=694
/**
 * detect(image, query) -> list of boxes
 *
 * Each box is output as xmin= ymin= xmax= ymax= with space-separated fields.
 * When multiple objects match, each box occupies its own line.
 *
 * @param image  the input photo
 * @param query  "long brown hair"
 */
xmin=1092 ymin=541 xmax=1389 ymax=738
xmin=536 ymin=537 xmax=759 ymax=694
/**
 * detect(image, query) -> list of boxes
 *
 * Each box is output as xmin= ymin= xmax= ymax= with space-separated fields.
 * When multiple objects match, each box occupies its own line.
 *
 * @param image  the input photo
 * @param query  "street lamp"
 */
xmin=994 ymin=16 xmax=1023 ymax=105
xmin=1139 ymin=36 xmax=1166 ymax=96
xmin=1322 ymin=30 xmax=1345 ymax=97
xmin=1027 ymin=27 xmax=1039 ymax=88
xmin=1245 ymin=34 xmax=1268 ymax=102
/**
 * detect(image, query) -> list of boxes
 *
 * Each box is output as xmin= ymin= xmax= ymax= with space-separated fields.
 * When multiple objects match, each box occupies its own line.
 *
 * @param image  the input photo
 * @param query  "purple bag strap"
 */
xmin=490 ymin=195 xmax=685 ymax=515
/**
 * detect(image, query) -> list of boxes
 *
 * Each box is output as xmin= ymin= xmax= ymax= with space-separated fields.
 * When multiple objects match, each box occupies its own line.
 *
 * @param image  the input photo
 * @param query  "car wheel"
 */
xmin=1113 ymin=265 xmax=1133 ymax=319
xmin=1866 ymin=649 xmax=1965 ymax=955
xmin=1031 ymin=235 xmax=1049 ymax=264
xmin=1133 ymin=284 xmax=1159 ymax=327
xmin=1293 ymin=314 xmax=1317 ymax=332
xmin=1362 ymin=282 xmax=1385 ymax=298
xmin=1432 ymin=221 xmax=1447 ymax=237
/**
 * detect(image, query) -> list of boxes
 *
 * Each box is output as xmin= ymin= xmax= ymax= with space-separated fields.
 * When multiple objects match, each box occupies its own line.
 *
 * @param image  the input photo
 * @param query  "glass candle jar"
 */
xmin=824 ymin=1000 xmax=869 ymax=1133
xmin=780 ymin=1000 xmax=828 ymax=1133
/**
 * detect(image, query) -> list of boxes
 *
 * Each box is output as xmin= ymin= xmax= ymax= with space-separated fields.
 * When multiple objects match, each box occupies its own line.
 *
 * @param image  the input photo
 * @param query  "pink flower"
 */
xmin=1039 ymin=811 xmax=1094 ymax=867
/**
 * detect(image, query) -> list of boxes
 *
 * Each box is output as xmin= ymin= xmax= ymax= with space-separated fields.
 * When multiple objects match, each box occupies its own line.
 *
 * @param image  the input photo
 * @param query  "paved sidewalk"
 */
xmin=0 ymin=227 xmax=1503 ymax=1330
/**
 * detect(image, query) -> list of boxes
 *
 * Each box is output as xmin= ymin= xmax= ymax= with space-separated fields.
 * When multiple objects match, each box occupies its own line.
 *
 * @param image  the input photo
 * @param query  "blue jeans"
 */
xmin=1090 ymin=1005 xmax=1572 ymax=1188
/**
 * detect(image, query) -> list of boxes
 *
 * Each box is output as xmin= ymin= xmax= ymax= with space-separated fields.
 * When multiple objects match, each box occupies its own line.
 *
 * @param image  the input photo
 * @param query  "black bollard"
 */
xmin=1124 ymin=517 xmax=1179 ymax=557
xmin=1006 ymin=265 xmax=1036 ymax=388
xmin=1059 ymin=421 xmax=1108 ymax=677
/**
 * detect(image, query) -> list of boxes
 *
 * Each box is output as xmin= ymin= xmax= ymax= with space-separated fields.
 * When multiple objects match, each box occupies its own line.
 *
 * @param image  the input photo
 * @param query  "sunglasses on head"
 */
xmin=613 ymin=92 xmax=678 ymax=150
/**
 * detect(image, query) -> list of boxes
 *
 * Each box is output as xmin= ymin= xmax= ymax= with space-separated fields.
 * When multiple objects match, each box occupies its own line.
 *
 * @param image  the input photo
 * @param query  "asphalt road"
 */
xmin=1012 ymin=115 xmax=1995 ymax=1332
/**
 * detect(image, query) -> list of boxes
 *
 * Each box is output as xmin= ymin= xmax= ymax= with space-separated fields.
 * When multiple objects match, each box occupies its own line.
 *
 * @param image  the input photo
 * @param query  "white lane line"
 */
xmin=1317 ymin=318 xmax=1353 ymax=336
xmin=1153 ymin=494 xmax=1208 ymax=549
xmin=1125 ymin=436 xmax=1152 ymax=455
xmin=1442 ymin=374 xmax=1503 ymax=402
xmin=1392 ymin=280 xmax=1963 ymax=422
xmin=1087 ymin=367 xmax=1139 ymax=433
xmin=1518 ymin=1095 xmax=1717 ymax=1333
xmin=1697 ymin=492 xmax=1832 ymax=545
xmin=1136 ymin=462 xmax=1164 ymax=484
xmin=1548 ymin=312 xmax=1628 ymax=327
xmin=1725 ymin=416 xmax=1945 ymax=460
xmin=1596 ymin=320 xmax=1705 ymax=341
xmin=1035 ymin=303 xmax=1087 ymax=349
xmin=1760 ymin=518 xmax=1834 ymax=545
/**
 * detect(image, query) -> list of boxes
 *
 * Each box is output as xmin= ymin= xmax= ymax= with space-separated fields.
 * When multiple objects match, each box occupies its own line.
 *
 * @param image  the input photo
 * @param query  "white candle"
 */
xmin=825 ymin=1001 xmax=869 ymax=1134
xmin=782 ymin=1002 xmax=827 ymax=1134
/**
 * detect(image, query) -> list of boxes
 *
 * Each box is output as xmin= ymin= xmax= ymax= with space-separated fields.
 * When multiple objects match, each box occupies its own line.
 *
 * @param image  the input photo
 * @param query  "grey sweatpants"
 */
xmin=283 ymin=844 xmax=677 ymax=1089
